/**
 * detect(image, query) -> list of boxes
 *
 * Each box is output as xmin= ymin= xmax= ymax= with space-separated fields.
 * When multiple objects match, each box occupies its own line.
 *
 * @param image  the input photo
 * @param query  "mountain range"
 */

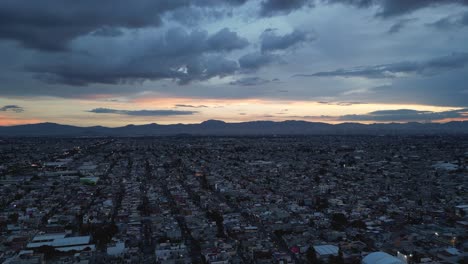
xmin=0 ymin=120 xmax=467 ymax=136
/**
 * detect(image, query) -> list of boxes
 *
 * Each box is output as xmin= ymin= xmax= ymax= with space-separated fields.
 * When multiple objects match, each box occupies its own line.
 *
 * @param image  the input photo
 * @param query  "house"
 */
xmin=313 ymin=245 xmax=339 ymax=260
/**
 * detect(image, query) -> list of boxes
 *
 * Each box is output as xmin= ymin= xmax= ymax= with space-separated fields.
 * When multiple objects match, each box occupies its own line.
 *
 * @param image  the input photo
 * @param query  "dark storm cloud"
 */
xmin=375 ymin=0 xmax=468 ymax=17
xmin=427 ymin=11 xmax=468 ymax=29
xmin=31 ymin=54 xmax=239 ymax=86
xmin=324 ymin=0 xmax=373 ymax=7
xmin=324 ymin=0 xmax=468 ymax=17
xmin=0 ymin=0 xmax=467 ymax=109
xmin=0 ymin=0 xmax=250 ymax=51
xmin=194 ymin=0 xmax=249 ymax=6
xmin=177 ymin=55 xmax=239 ymax=84
xmin=0 ymin=105 xmax=24 ymax=113
xmin=168 ymin=6 xmax=228 ymax=27
xmin=88 ymin=108 xmax=197 ymax=116
xmin=294 ymin=52 xmax=468 ymax=79
xmin=28 ymin=27 xmax=246 ymax=86
xmin=259 ymin=0 xmax=312 ymax=16
xmin=207 ymin=28 xmax=249 ymax=51
xmin=229 ymin=76 xmax=275 ymax=86
xmin=1 ymin=0 xmax=466 ymax=52
xmin=0 ymin=0 xmax=175 ymax=51
xmin=256 ymin=0 xmax=468 ymax=19
xmin=387 ymin=18 xmax=417 ymax=34
xmin=261 ymin=29 xmax=313 ymax=52
xmin=238 ymin=52 xmax=281 ymax=70
xmin=337 ymin=108 xmax=468 ymax=122
xmin=90 ymin=27 xmax=124 ymax=37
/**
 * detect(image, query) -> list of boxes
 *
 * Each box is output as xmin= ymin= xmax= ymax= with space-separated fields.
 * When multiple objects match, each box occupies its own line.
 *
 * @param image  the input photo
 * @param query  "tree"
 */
xmin=206 ymin=210 xmax=225 ymax=237
xmin=316 ymin=197 xmax=329 ymax=211
xmin=91 ymin=223 xmax=118 ymax=249
xmin=308 ymin=219 xmax=315 ymax=227
xmin=350 ymin=220 xmax=366 ymax=229
xmin=36 ymin=245 xmax=57 ymax=260
xmin=8 ymin=213 xmax=19 ymax=223
xmin=330 ymin=251 xmax=345 ymax=264
xmin=306 ymin=247 xmax=318 ymax=264
xmin=331 ymin=213 xmax=348 ymax=230
xmin=334 ymin=249 xmax=345 ymax=264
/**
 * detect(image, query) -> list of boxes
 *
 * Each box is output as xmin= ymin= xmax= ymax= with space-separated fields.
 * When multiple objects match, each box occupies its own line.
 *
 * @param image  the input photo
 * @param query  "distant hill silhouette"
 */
xmin=0 ymin=120 xmax=467 ymax=136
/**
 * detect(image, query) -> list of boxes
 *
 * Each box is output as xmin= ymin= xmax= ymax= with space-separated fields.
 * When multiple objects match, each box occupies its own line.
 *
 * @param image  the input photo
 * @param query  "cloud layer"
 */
xmin=0 ymin=0 xmax=251 ymax=51
xmin=88 ymin=108 xmax=197 ymax=116
xmin=261 ymin=29 xmax=313 ymax=52
xmin=29 ymin=27 xmax=248 ymax=86
xmin=295 ymin=53 xmax=468 ymax=79
xmin=0 ymin=0 xmax=467 ymax=125
xmin=337 ymin=108 xmax=468 ymax=122
xmin=0 ymin=105 xmax=24 ymax=113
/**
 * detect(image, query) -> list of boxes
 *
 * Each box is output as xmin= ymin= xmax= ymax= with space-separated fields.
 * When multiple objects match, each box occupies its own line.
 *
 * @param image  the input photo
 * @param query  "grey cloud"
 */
xmin=427 ymin=11 xmax=468 ymax=29
xmin=1 ymin=0 xmax=466 ymax=52
xmin=178 ymin=55 xmax=239 ymax=84
xmin=337 ymin=108 xmax=468 ymax=122
xmin=0 ymin=105 xmax=24 ymax=113
xmin=257 ymin=0 xmax=468 ymax=19
xmin=29 ymin=27 xmax=245 ymax=86
xmin=324 ymin=0 xmax=468 ymax=17
xmin=260 ymin=0 xmax=312 ymax=17
xmin=229 ymin=76 xmax=275 ymax=86
xmin=194 ymin=0 xmax=249 ymax=6
xmin=167 ymin=6 xmax=229 ymax=27
xmin=375 ymin=0 xmax=468 ymax=17
xmin=238 ymin=52 xmax=281 ymax=70
xmin=261 ymin=29 xmax=313 ymax=52
xmin=387 ymin=18 xmax=417 ymax=34
xmin=90 ymin=27 xmax=124 ymax=37
xmin=88 ymin=108 xmax=197 ymax=116
xmin=0 ymin=0 xmax=176 ymax=51
xmin=325 ymin=0 xmax=373 ymax=7
xmin=0 ymin=0 xmax=466 ymax=109
xmin=0 ymin=0 xmax=250 ymax=51
xmin=32 ymin=54 xmax=238 ymax=86
xmin=318 ymin=101 xmax=367 ymax=106
xmin=294 ymin=52 xmax=468 ymax=79
xmin=359 ymin=69 xmax=468 ymax=107
xmin=207 ymin=28 xmax=249 ymax=51
xmin=175 ymin=104 xmax=208 ymax=108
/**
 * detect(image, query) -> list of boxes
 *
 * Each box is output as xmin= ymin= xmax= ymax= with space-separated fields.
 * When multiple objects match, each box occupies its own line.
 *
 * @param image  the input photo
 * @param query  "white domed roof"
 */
xmin=362 ymin=252 xmax=405 ymax=264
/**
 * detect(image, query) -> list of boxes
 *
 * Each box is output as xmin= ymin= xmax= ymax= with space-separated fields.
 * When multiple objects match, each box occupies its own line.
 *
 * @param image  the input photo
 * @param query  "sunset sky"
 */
xmin=0 ymin=0 xmax=467 ymax=126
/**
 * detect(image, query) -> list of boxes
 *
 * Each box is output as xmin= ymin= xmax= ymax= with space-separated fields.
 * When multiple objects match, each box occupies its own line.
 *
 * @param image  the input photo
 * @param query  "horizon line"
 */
xmin=1 ymin=119 xmax=466 ymax=128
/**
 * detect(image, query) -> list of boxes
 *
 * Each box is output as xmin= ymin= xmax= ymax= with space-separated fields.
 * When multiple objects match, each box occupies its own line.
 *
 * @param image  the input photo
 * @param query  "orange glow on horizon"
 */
xmin=435 ymin=117 xmax=468 ymax=123
xmin=0 ymin=96 xmax=466 ymax=127
xmin=130 ymin=96 xmax=272 ymax=108
xmin=0 ymin=115 xmax=42 ymax=126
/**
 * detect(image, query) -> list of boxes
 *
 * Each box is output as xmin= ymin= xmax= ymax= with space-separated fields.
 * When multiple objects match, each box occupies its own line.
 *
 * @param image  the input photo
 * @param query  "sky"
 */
xmin=0 ymin=0 xmax=467 ymax=126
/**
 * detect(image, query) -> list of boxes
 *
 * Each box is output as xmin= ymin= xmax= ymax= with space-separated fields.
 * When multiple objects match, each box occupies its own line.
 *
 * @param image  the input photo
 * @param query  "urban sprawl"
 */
xmin=0 ymin=136 xmax=467 ymax=264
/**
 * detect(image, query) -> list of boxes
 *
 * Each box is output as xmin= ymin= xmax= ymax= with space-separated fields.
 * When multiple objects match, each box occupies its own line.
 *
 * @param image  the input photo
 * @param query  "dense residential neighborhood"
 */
xmin=0 ymin=136 xmax=467 ymax=264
